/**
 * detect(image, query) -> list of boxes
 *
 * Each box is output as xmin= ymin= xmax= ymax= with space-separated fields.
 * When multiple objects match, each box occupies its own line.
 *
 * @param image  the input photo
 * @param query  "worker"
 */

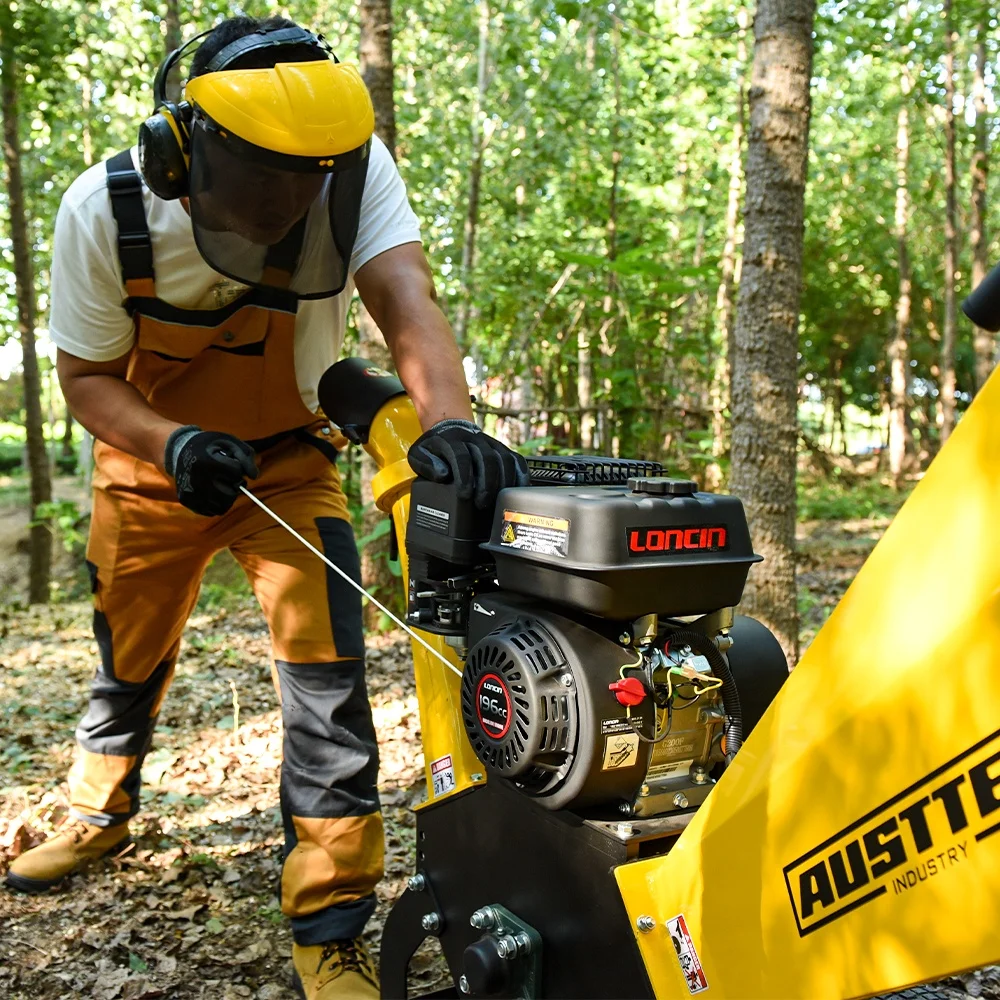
xmin=6 ymin=15 xmax=527 ymax=998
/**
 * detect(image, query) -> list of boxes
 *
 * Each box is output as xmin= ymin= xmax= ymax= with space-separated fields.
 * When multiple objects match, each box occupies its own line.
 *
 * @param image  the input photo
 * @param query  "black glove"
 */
xmin=164 ymin=425 xmax=259 ymax=516
xmin=407 ymin=418 xmax=530 ymax=510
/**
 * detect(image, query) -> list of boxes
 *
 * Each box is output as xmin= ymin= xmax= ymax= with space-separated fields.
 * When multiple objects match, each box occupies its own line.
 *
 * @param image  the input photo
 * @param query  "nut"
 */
xmin=421 ymin=912 xmax=441 ymax=933
xmin=636 ymin=915 xmax=655 ymax=932
xmin=407 ymin=874 xmax=426 ymax=892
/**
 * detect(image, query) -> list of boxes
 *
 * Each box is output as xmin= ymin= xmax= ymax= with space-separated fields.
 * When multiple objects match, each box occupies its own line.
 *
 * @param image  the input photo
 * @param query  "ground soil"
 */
xmin=0 ymin=484 xmax=996 ymax=999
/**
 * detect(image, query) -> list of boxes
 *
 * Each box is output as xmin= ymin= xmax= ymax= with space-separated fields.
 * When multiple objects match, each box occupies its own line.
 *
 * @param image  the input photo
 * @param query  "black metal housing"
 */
xmin=379 ymin=781 xmax=657 ymax=1000
xmin=481 ymin=481 xmax=760 ymax=618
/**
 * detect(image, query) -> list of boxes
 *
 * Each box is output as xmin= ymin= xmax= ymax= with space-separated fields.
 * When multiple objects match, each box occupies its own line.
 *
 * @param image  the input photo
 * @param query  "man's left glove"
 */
xmin=407 ymin=418 xmax=530 ymax=510
xmin=164 ymin=425 xmax=259 ymax=516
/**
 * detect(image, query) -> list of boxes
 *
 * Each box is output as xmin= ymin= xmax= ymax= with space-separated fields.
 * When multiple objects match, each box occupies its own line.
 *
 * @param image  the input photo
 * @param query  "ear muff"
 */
xmin=138 ymin=102 xmax=192 ymax=200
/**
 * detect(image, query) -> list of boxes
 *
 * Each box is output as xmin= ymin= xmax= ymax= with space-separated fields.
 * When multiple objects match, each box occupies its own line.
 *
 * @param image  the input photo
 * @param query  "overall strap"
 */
xmin=106 ymin=150 xmax=155 ymax=301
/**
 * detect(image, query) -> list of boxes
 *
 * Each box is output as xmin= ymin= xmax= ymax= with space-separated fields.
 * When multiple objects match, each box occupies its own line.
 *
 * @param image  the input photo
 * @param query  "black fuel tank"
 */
xmin=479 ymin=477 xmax=761 ymax=618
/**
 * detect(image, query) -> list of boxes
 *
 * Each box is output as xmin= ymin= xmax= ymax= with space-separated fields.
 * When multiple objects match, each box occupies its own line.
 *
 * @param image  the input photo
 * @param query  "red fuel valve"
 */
xmin=609 ymin=677 xmax=646 ymax=707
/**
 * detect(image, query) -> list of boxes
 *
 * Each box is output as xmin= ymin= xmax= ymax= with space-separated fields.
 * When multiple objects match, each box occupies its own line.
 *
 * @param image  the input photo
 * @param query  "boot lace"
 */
xmin=62 ymin=819 xmax=92 ymax=845
xmin=316 ymin=939 xmax=378 ymax=987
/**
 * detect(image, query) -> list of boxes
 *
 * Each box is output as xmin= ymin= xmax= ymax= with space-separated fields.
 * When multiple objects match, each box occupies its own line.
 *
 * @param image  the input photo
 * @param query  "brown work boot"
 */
xmin=5 ymin=818 xmax=130 ymax=893
xmin=292 ymin=938 xmax=380 ymax=999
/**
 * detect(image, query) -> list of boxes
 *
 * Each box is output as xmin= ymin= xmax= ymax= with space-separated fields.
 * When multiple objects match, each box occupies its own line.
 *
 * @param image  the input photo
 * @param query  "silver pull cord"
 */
xmin=239 ymin=485 xmax=464 ymax=680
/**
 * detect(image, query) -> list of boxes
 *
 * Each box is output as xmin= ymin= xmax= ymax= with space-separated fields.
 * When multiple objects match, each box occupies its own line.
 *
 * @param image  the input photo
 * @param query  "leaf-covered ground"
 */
xmin=0 ymin=603 xmax=449 ymax=999
xmin=0 ymin=496 xmax=996 ymax=999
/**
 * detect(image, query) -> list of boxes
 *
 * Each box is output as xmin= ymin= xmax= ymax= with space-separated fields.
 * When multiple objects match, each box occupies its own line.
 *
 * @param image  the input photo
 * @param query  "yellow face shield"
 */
xmin=183 ymin=60 xmax=375 ymax=299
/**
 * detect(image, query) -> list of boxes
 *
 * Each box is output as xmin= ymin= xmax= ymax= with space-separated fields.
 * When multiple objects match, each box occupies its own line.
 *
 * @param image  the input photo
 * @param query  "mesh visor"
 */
xmin=187 ymin=121 xmax=370 ymax=299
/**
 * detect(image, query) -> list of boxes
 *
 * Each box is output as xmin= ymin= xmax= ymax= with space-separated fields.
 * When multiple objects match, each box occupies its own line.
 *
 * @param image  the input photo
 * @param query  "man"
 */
xmin=6 ymin=15 xmax=526 ymax=999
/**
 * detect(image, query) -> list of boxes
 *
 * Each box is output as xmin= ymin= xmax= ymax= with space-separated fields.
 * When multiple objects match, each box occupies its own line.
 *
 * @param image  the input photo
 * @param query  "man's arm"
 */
xmin=353 ymin=242 xmax=473 ymax=431
xmin=57 ymin=349 xmax=181 ymax=473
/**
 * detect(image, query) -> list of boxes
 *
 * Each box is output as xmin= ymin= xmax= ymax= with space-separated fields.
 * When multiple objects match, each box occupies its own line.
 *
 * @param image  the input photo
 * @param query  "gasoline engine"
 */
xmin=404 ymin=456 xmax=787 ymax=822
xmin=316 ymin=356 xmax=790 ymax=997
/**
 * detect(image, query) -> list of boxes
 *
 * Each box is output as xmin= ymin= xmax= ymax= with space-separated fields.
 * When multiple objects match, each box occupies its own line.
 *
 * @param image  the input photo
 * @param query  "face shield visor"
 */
xmin=184 ymin=60 xmax=375 ymax=299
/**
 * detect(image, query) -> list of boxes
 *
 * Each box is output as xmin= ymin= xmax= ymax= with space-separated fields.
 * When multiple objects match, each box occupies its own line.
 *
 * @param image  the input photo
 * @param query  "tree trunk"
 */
xmin=358 ymin=0 xmax=398 ymax=629
xmin=940 ymin=0 xmax=957 ymax=441
xmin=708 ymin=5 xmax=749 ymax=489
xmin=728 ymin=0 xmax=816 ymax=667
xmin=889 ymin=62 xmax=913 ymax=487
xmin=596 ymin=20 xmax=623 ymax=457
xmin=163 ymin=0 xmax=182 ymax=104
xmin=1 ymin=39 xmax=52 ymax=603
xmin=971 ymin=26 xmax=992 ymax=394
xmin=453 ymin=0 xmax=491 ymax=350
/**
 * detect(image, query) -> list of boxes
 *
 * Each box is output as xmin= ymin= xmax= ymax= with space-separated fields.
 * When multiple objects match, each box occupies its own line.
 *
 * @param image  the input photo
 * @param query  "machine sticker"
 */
xmin=602 ymin=732 xmax=640 ymax=770
xmin=626 ymin=524 xmax=728 ymax=557
xmin=667 ymin=914 xmax=709 ymax=994
xmin=430 ymin=755 xmax=456 ymax=797
xmin=648 ymin=757 xmax=695 ymax=779
xmin=500 ymin=510 xmax=570 ymax=557
xmin=783 ymin=726 xmax=1000 ymax=937
xmin=476 ymin=673 xmax=511 ymax=740
xmin=414 ymin=503 xmax=451 ymax=534
xmin=601 ymin=718 xmax=634 ymax=736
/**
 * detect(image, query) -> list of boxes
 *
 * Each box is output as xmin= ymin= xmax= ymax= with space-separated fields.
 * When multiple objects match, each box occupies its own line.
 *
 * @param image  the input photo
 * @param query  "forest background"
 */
xmin=2 ymin=1 xmax=1000 ymax=996
xmin=0 ymin=0 xmax=997 ymax=661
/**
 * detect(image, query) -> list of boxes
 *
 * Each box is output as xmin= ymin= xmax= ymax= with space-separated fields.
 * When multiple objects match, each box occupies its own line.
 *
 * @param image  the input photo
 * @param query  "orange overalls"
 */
xmin=68 ymin=150 xmax=383 ymax=944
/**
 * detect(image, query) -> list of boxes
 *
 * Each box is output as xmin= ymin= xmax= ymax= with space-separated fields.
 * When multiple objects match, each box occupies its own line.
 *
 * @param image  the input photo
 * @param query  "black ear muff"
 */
xmin=138 ymin=102 xmax=192 ymax=200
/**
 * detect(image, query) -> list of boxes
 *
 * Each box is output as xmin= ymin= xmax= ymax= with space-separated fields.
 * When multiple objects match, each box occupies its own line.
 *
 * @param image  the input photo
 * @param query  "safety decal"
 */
xmin=783 ymin=726 xmax=1000 ymax=937
xmin=602 ymin=732 xmax=640 ymax=770
xmin=499 ymin=510 xmax=569 ymax=557
xmin=667 ymin=914 xmax=709 ymax=994
xmin=430 ymin=755 xmax=456 ymax=798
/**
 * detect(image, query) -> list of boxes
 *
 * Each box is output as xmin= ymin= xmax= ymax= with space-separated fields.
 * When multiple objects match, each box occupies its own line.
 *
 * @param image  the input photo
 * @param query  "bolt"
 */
xmin=561 ymin=673 xmax=573 ymax=687
xmin=618 ymin=632 xmax=632 ymax=645
xmin=407 ymin=874 xmax=426 ymax=892
xmin=636 ymin=915 xmax=656 ymax=933
xmin=673 ymin=792 xmax=689 ymax=809
xmin=470 ymin=907 xmax=496 ymax=930
xmin=616 ymin=822 xmax=634 ymax=838
xmin=471 ymin=772 xmax=484 ymax=782
xmin=421 ymin=912 xmax=441 ymax=934
xmin=690 ymin=765 xmax=710 ymax=786
xmin=639 ymin=783 xmax=650 ymax=797
xmin=619 ymin=801 xmax=632 ymax=816
xmin=459 ymin=975 xmax=471 ymax=995
xmin=496 ymin=934 xmax=519 ymax=959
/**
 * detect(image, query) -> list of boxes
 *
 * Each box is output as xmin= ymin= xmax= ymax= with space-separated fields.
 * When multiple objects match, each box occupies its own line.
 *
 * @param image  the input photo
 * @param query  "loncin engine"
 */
xmin=406 ymin=456 xmax=788 ymax=819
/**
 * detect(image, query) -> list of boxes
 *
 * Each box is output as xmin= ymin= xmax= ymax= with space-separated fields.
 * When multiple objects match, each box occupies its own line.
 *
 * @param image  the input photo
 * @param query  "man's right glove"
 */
xmin=164 ymin=425 xmax=259 ymax=516
xmin=407 ymin=418 xmax=530 ymax=510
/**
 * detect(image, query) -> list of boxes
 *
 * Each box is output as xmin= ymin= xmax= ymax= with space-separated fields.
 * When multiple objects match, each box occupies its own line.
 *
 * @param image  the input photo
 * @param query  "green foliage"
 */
xmin=32 ymin=498 xmax=87 ymax=552
xmin=797 ymin=475 xmax=913 ymax=522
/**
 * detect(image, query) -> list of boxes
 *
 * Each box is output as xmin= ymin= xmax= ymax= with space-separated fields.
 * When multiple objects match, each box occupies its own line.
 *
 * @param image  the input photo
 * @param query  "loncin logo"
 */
xmin=626 ymin=525 xmax=728 ymax=555
xmin=784 ymin=728 xmax=1000 ymax=936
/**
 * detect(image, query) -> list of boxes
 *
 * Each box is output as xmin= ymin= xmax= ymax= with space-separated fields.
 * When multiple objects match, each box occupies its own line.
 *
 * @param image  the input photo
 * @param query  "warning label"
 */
xmin=429 ymin=755 xmax=456 ymax=797
xmin=602 ymin=732 xmax=640 ymax=770
xmin=666 ymin=914 xmax=709 ymax=994
xmin=499 ymin=510 xmax=570 ymax=557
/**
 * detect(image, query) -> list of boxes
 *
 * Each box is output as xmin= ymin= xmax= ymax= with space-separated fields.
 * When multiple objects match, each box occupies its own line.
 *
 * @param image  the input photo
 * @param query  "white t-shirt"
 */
xmin=49 ymin=134 xmax=421 ymax=412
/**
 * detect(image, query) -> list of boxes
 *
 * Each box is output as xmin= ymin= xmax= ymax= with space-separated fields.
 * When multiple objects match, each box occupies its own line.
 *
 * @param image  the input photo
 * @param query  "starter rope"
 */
xmin=239 ymin=486 xmax=464 ymax=679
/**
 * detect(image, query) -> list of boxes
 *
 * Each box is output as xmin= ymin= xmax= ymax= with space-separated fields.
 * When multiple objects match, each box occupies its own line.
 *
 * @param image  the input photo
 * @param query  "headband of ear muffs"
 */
xmin=137 ymin=24 xmax=334 ymax=201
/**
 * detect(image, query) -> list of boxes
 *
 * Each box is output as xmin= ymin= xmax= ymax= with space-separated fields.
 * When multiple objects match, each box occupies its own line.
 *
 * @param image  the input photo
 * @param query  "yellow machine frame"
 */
xmin=363 ymin=377 xmax=1000 ymax=999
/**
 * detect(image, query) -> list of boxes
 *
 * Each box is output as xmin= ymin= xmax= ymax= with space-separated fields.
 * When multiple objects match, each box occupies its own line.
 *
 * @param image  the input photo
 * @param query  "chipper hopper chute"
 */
xmin=314 ymin=345 xmax=1000 ymax=1000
